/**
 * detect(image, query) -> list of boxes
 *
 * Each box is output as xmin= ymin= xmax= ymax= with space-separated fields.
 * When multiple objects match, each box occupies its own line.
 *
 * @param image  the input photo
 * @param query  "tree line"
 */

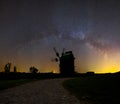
xmin=4 ymin=63 xmax=39 ymax=74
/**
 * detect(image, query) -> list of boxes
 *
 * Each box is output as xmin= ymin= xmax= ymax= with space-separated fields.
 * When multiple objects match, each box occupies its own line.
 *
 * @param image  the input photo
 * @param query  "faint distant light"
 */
xmin=53 ymin=70 xmax=56 ymax=73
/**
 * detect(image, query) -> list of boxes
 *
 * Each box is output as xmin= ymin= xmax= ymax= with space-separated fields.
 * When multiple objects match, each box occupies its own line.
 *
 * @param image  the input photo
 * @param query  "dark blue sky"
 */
xmin=0 ymin=0 xmax=120 ymax=73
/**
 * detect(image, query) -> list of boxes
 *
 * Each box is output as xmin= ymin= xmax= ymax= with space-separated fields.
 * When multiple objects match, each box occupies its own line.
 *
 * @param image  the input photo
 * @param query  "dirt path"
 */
xmin=0 ymin=78 xmax=80 ymax=104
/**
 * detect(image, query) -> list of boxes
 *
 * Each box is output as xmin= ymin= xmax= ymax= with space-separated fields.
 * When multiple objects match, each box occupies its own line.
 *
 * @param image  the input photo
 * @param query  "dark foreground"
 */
xmin=0 ymin=72 xmax=120 ymax=104
xmin=0 ymin=78 xmax=80 ymax=104
xmin=63 ymin=73 xmax=120 ymax=104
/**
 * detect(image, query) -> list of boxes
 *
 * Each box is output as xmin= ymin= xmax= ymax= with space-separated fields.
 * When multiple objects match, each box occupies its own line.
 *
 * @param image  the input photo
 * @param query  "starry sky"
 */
xmin=0 ymin=0 xmax=120 ymax=73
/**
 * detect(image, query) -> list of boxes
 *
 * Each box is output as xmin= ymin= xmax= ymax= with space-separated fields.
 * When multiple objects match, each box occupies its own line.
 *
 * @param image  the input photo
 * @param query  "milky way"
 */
xmin=0 ymin=0 xmax=120 ymax=73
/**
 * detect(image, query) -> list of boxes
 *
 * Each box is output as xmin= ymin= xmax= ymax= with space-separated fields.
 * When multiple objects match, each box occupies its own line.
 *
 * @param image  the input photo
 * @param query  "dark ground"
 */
xmin=63 ymin=73 xmax=120 ymax=104
xmin=0 ymin=78 xmax=80 ymax=104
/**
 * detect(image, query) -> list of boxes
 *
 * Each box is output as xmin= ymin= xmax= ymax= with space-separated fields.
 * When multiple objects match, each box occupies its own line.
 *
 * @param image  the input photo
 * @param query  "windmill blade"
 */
xmin=51 ymin=58 xmax=59 ymax=62
xmin=53 ymin=47 xmax=60 ymax=58
xmin=53 ymin=47 xmax=57 ymax=53
xmin=62 ymin=48 xmax=65 ymax=55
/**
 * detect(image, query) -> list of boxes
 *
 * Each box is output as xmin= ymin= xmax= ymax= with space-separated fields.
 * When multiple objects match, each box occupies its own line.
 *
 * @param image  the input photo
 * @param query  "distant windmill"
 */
xmin=53 ymin=47 xmax=75 ymax=75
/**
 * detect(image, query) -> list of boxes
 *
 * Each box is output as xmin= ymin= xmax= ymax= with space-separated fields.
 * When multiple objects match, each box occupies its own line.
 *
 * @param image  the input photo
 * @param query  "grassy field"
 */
xmin=0 ymin=79 xmax=35 ymax=90
xmin=63 ymin=74 xmax=120 ymax=104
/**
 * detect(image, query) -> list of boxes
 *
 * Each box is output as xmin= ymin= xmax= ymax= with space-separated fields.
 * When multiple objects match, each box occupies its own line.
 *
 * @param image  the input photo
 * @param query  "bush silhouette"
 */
xmin=29 ymin=66 xmax=38 ymax=74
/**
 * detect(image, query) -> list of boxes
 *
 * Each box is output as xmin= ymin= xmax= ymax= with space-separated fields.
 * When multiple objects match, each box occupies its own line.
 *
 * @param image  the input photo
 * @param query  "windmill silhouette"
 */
xmin=53 ymin=47 xmax=75 ymax=75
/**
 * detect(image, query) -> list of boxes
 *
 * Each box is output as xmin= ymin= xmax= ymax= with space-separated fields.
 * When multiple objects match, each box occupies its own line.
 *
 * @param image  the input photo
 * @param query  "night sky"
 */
xmin=0 ymin=0 xmax=120 ymax=73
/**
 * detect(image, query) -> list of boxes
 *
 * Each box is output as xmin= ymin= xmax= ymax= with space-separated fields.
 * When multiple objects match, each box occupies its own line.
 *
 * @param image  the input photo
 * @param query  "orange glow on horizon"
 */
xmin=93 ymin=53 xmax=120 ymax=73
xmin=0 ymin=48 xmax=120 ymax=74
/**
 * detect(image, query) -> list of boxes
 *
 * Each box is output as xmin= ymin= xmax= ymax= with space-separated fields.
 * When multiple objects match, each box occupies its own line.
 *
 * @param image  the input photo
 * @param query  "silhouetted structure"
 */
xmin=14 ymin=66 xmax=17 ymax=73
xmin=4 ymin=63 xmax=11 ymax=73
xmin=53 ymin=48 xmax=75 ymax=75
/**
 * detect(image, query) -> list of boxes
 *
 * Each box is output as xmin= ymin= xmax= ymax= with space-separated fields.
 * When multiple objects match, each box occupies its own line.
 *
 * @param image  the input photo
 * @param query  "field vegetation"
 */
xmin=63 ymin=73 xmax=120 ymax=104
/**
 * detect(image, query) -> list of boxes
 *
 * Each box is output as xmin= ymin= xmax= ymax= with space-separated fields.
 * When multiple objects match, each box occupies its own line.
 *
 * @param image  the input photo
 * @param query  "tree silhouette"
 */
xmin=29 ymin=66 xmax=38 ymax=74
xmin=4 ymin=63 xmax=11 ymax=73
